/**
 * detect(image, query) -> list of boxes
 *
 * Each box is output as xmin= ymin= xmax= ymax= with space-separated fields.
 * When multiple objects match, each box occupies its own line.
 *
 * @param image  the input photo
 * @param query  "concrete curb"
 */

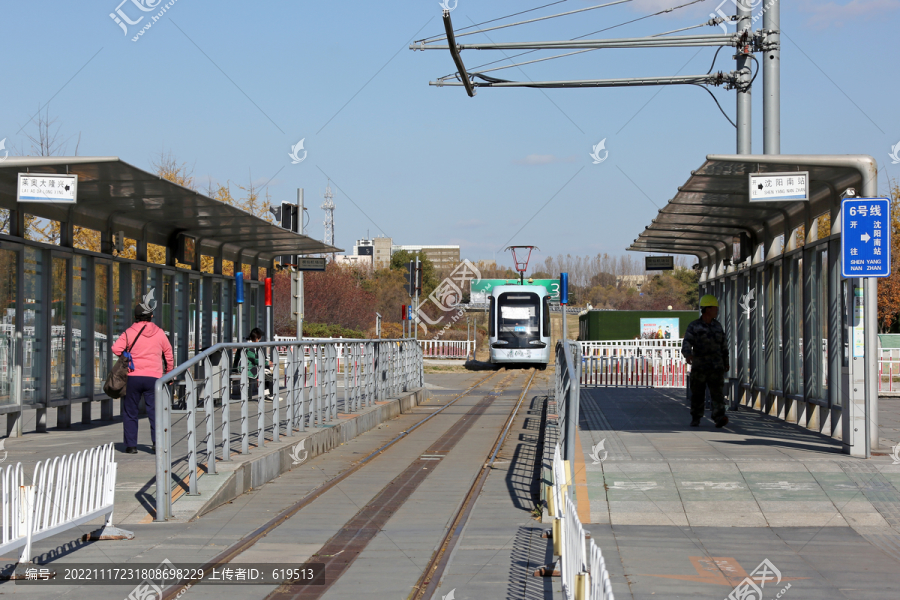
xmin=171 ymin=388 xmax=427 ymax=521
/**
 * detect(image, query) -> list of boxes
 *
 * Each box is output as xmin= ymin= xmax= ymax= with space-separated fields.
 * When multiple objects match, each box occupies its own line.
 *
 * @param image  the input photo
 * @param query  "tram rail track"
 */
xmin=409 ymin=368 xmax=537 ymax=600
xmin=161 ymin=369 xmax=504 ymax=600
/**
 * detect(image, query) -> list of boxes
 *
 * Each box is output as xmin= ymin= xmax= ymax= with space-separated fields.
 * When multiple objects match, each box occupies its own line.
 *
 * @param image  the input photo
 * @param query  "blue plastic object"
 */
xmin=560 ymin=273 xmax=569 ymax=305
xmin=236 ymin=272 xmax=244 ymax=303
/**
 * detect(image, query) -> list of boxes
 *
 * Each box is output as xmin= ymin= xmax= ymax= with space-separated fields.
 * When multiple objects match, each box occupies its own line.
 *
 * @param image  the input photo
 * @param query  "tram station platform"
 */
xmin=567 ymin=386 xmax=900 ymax=599
xmin=0 ymin=371 xmax=549 ymax=600
xmin=0 ymin=384 xmax=425 ymax=530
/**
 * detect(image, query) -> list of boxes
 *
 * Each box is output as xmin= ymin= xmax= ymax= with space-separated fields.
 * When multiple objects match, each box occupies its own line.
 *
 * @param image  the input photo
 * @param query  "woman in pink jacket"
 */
xmin=111 ymin=298 xmax=175 ymax=454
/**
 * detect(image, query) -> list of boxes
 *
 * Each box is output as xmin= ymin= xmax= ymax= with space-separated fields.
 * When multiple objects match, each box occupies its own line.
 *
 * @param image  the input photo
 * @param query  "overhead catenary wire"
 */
xmin=418 ymin=0 xmax=574 ymax=43
xmin=420 ymin=0 xmax=634 ymax=45
xmin=436 ymin=0 xmax=709 ymax=80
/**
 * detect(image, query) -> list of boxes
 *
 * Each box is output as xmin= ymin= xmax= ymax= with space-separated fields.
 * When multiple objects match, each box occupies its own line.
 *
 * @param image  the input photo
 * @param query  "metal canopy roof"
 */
xmin=0 ymin=157 xmax=341 ymax=263
xmin=628 ymin=154 xmax=870 ymax=265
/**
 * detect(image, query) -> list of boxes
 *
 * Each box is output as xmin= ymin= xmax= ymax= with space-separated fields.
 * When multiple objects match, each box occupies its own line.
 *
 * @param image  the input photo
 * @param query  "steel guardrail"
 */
xmin=153 ymin=338 xmax=423 ymax=521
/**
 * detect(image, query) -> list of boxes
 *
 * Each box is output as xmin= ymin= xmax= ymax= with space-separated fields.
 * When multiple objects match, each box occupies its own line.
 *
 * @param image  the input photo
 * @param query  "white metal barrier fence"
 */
xmin=419 ymin=339 xmax=475 ymax=359
xmin=580 ymin=339 xmax=682 ymax=360
xmin=580 ymin=356 xmax=687 ymax=388
xmin=0 ymin=443 xmax=130 ymax=564
xmin=879 ymin=349 xmax=900 ymax=392
xmin=550 ymin=445 xmax=614 ymax=600
xmin=154 ymin=338 xmax=423 ymax=521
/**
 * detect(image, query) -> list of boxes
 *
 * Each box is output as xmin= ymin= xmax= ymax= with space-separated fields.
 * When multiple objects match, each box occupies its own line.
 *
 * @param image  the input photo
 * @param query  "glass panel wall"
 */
xmin=50 ymin=258 xmax=67 ymax=400
xmin=23 ymin=248 xmax=44 ymax=404
xmin=768 ymin=262 xmax=782 ymax=392
xmin=0 ymin=249 xmax=17 ymax=406
xmin=94 ymin=263 xmax=109 ymax=394
xmin=112 ymin=263 xmax=126 ymax=342
xmin=189 ymin=278 xmax=199 ymax=358
xmin=212 ymin=280 xmax=222 ymax=344
xmin=132 ymin=268 xmax=144 ymax=307
xmin=174 ymin=273 xmax=185 ymax=364
xmin=72 ymin=256 xmax=89 ymax=398
xmin=819 ymin=249 xmax=829 ymax=397
xmin=162 ymin=273 xmax=173 ymax=340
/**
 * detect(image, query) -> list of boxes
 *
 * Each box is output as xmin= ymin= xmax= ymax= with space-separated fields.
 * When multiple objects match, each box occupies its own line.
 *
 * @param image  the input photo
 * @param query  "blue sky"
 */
xmin=3 ymin=0 xmax=899 ymax=269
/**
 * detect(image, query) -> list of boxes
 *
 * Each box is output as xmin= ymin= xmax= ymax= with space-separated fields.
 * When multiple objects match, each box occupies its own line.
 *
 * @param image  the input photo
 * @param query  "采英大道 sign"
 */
xmin=17 ymin=173 xmax=78 ymax=203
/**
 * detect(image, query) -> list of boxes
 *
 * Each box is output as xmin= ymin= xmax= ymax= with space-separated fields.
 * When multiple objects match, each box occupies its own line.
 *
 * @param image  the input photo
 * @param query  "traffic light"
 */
xmin=405 ymin=261 xmax=414 ymax=297
xmin=404 ymin=258 xmax=422 ymax=297
xmin=275 ymin=201 xmax=300 ymax=266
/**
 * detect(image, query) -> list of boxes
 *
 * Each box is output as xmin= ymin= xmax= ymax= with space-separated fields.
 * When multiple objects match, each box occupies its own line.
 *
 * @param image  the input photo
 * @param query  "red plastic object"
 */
xmin=265 ymin=278 xmax=272 ymax=306
xmin=401 ymin=304 xmax=407 ymax=320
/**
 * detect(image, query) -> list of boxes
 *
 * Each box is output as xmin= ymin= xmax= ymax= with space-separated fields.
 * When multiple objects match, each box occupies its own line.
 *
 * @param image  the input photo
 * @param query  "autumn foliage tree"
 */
xmin=877 ymin=179 xmax=900 ymax=332
xmin=273 ymin=264 xmax=376 ymax=335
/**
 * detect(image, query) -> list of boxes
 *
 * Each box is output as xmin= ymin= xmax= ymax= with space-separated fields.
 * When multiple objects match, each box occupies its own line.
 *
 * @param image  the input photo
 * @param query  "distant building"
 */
xmin=334 ymin=254 xmax=373 ymax=269
xmin=372 ymin=237 xmax=392 ymax=269
xmin=616 ymin=274 xmax=649 ymax=291
xmin=348 ymin=236 xmax=392 ymax=269
xmin=392 ymin=244 xmax=461 ymax=271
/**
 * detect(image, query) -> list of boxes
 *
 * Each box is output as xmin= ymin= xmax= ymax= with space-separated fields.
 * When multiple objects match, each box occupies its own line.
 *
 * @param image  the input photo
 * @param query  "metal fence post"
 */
xmin=257 ymin=359 xmax=265 ymax=449
xmin=330 ymin=343 xmax=338 ymax=421
xmin=240 ymin=350 xmax=249 ymax=455
xmin=343 ymin=344 xmax=350 ymax=413
xmin=155 ymin=379 xmax=171 ymax=521
xmin=286 ymin=346 xmax=295 ymax=437
xmin=186 ymin=370 xmax=198 ymax=496
xmin=220 ymin=353 xmax=231 ymax=462
xmin=272 ymin=349 xmax=280 ymax=443
xmin=203 ymin=356 xmax=216 ymax=476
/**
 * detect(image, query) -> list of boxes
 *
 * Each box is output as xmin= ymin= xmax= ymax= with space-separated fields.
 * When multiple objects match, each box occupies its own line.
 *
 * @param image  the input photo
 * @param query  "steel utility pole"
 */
xmin=736 ymin=2 xmax=752 ymax=154
xmin=296 ymin=188 xmax=305 ymax=340
xmin=763 ymin=0 xmax=781 ymax=154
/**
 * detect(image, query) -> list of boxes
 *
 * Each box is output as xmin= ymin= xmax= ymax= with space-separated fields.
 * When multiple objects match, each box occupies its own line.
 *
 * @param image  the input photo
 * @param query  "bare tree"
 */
xmin=18 ymin=104 xmax=81 ymax=157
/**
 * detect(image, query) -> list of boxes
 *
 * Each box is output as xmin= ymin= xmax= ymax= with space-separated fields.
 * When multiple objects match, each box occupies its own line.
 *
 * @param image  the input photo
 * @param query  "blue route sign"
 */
xmin=841 ymin=197 xmax=891 ymax=278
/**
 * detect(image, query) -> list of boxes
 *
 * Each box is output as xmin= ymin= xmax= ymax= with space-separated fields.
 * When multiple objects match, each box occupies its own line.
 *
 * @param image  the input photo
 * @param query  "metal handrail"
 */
xmin=555 ymin=340 xmax=581 ymax=497
xmin=153 ymin=338 xmax=423 ymax=521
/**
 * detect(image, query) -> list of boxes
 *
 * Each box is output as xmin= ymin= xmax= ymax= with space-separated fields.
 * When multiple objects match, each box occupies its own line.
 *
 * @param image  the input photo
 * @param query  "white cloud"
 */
xmin=513 ymin=154 xmax=577 ymax=166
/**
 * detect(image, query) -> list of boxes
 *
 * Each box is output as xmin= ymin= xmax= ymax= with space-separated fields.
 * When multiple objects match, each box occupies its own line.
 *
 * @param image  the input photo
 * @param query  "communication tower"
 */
xmin=321 ymin=181 xmax=335 ymax=251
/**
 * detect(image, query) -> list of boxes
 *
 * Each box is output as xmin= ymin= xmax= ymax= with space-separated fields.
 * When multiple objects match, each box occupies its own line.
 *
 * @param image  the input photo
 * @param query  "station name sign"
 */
xmin=749 ymin=171 xmax=808 ymax=202
xmin=296 ymin=257 xmax=326 ymax=271
xmin=645 ymin=256 xmax=674 ymax=271
xmin=17 ymin=173 xmax=78 ymax=203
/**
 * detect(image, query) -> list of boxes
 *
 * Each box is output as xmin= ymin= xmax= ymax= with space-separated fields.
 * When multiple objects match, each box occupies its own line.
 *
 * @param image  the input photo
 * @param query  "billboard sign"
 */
xmin=640 ymin=317 xmax=679 ymax=340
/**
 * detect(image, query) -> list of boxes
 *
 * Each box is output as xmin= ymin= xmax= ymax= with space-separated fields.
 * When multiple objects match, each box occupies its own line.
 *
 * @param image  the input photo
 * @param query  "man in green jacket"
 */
xmin=681 ymin=295 xmax=730 ymax=428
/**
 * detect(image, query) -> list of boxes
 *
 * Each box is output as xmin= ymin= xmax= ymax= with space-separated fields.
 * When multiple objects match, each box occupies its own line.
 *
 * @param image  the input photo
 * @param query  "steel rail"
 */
xmin=159 ymin=369 xmax=501 ymax=600
xmin=409 ymin=369 xmax=538 ymax=600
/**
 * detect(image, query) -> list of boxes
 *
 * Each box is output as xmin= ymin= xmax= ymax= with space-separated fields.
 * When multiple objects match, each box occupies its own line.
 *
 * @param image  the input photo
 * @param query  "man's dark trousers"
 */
xmin=690 ymin=369 xmax=726 ymax=422
xmin=123 ymin=376 xmax=157 ymax=448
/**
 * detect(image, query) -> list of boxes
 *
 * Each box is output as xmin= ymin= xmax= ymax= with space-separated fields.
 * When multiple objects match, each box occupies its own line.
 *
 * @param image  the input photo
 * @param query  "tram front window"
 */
xmin=497 ymin=293 xmax=540 ymax=348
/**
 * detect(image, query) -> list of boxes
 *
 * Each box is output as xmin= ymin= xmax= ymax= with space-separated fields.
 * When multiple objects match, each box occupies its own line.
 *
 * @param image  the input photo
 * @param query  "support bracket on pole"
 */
xmin=442 ymin=10 xmax=476 ymax=98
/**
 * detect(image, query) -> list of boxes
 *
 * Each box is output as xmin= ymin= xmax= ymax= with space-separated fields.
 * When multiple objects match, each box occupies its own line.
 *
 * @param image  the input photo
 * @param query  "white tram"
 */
xmin=488 ymin=284 xmax=551 ymax=368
